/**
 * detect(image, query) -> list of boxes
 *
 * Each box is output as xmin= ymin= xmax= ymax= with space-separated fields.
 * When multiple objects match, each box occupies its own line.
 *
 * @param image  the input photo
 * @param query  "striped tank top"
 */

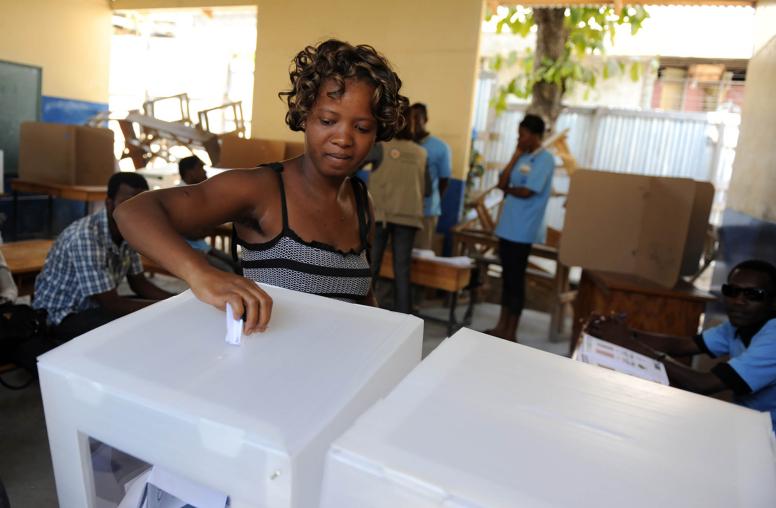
xmin=232 ymin=163 xmax=372 ymax=302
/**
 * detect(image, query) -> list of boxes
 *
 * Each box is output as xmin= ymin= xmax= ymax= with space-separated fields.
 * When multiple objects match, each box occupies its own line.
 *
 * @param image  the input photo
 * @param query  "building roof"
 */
xmin=490 ymin=0 xmax=754 ymax=9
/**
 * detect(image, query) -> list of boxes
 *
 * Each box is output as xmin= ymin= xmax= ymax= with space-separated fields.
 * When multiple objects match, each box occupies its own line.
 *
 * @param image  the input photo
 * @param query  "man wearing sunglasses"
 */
xmin=585 ymin=259 xmax=776 ymax=429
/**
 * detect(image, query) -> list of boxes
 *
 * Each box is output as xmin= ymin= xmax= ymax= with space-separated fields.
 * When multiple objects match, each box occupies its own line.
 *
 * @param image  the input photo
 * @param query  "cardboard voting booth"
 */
xmin=560 ymin=170 xmax=714 ymax=287
xmin=216 ymin=136 xmax=305 ymax=169
xmin=19 ymin=122 xmax=115 ymax=185
xmin=320 ymin=328 xmax=776 ymax=508
xmin=38 ymin=286 xmax=423 ymax=508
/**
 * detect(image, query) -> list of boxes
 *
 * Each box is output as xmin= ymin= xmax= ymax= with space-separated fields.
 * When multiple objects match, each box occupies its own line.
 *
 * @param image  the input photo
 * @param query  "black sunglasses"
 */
xmin=721 ymin=284 xmax=770 ymax=302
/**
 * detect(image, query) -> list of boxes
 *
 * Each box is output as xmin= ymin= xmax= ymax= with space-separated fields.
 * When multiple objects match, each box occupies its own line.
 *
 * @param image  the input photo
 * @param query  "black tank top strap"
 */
xmin=258 ymin=162 xmax=289 ymax=232
xmin=230 ymin=223 xmax=243 ymax=276
xmin=350 ymin=176 xmax=370 ymax=250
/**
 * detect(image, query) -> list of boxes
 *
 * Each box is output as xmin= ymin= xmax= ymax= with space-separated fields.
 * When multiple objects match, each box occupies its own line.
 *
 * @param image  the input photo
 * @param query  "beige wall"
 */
xmin=0 ymin=0 xmax=112 ymax=103
xmin=112 ymin=0 xmax=256 ymax=8
xmin=726 ymin=0 xmax=776 ymax=221
xmin=252 ymin=0 xmax=484 ymax=180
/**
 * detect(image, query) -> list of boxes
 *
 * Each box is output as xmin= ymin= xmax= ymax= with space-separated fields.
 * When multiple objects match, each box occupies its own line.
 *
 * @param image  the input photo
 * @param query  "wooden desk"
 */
xmin=11 ymin=179 xmax=107 ymax=238
xmin=379 ymin=251 xmax=473 ymax=335
xmin=0 ymin=239 xmax=53 ymax=296
xmin=11 ymin=179 xmax=107 ymax=202
xmin=571 ymin=269 xmax=716 ymax=354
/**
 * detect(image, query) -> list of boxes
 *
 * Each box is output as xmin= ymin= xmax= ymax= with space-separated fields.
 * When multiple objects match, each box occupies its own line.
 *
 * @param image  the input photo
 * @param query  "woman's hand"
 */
xmin=188 ymin=267 xmax=274 ymax=334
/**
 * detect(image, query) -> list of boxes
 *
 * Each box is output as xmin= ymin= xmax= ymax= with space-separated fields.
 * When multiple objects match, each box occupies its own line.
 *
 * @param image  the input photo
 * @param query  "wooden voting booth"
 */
xmin=560 ymin=170 xmax=716 ymax=346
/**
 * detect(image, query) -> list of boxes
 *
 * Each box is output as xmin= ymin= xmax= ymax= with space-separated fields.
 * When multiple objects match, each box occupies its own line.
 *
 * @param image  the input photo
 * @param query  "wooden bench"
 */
xmin=379 ymin=251 xmax=474 ymax=335
xmin=0 ymin=239 xmax=54 ymax=296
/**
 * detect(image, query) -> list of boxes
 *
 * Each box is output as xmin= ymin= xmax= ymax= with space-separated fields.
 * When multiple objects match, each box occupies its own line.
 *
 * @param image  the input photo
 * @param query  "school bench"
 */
xmin=0 ymin=239 xmax=53 ymax=296
xmin=378 ymin=250 xmax=474 ymax=336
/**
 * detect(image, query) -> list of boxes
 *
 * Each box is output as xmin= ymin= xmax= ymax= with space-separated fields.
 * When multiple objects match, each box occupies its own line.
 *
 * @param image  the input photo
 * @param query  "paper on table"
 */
xmin=410 ymin=249 xmax=474 ymax=268
xmin=224 ymin=302 xmax=242 ymax=346
xmin=573 ymin=333 xmax=669 ymax=385
xmin=411 ymin=248 xmax=435 ymax=258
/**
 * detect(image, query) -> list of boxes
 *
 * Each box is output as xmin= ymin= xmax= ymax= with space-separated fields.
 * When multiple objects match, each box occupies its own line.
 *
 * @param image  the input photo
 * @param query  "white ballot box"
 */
xmin=38 ymin=286 xmax=423 ymax=508
xmin=320 ymin=328 xmax=776 ymax=508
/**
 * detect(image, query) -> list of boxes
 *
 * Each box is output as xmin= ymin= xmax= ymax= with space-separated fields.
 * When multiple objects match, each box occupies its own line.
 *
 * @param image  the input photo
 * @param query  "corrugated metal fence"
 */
xmin=472 ymin=73 xmax=740 ymax=226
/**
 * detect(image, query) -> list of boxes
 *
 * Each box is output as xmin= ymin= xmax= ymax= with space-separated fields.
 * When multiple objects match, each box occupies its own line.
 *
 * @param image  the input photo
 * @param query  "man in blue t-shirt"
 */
xmin=485 ymin=114 xmax=555 ymax=342
xmin=410 ymin=103 xmax=452 ymax=251
xmin=586 ymin=259 xmax=776 ymax=430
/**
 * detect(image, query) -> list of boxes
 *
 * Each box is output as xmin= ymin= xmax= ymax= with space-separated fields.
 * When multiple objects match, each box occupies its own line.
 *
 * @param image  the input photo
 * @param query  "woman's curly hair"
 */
xmin=279 ymin=39 xmax=409 ymax=142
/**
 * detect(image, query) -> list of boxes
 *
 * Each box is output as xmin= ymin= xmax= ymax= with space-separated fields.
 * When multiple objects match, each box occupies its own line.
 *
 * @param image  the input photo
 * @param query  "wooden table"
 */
xmin=379 ymin=251 xmax=473 ymax=335
xmin=11 ymin=179 xmax=107 ymax=238
xmin=571 ymin=269 xmax=716 ymax=354
xmin=0 ymin=239 xmax=53 ymax=296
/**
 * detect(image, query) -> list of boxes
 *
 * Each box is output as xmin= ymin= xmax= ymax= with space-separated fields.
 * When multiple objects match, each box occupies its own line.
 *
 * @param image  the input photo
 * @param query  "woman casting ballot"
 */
xmin=115 ymin=39 xmax=409 ymax=334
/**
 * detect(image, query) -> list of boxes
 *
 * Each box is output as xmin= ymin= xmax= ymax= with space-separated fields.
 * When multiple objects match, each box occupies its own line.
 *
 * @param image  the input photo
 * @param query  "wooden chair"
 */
xmin=197 ymin=102 xmax=246 ymax=138
xmin=451 ymin=187 xmax=574 ymax=341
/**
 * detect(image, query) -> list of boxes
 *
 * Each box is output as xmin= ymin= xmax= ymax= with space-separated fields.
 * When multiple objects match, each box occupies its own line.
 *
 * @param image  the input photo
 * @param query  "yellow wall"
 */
xmin=726 ymin=0 xmax=776 ymax=221
xmin=112 ymin=0 xmax=256 ymax=8
xmin=0 ymin=0 xmax=112 ymax=103
xmin=252 ymin=0 xmax=485 ymax=180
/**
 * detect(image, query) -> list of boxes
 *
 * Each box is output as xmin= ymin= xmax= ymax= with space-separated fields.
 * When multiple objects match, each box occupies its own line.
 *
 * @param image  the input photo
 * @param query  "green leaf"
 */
xmin=492 ymin=54 xmax=503 ymax=71
xmin=523 ymin=55 xmax=534 ymax=73
xmin=506 ymin=78 xmax=518 ymax=94
xmin=629 ymin=61 xmax=641 ymax=81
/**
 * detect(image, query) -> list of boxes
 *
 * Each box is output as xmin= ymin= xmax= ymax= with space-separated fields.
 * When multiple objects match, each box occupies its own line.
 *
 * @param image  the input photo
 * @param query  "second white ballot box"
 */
xmin=320 ymin=328 xmax=776 ymax=508
xmin=38 ymin=286 xmax=423 ymax=508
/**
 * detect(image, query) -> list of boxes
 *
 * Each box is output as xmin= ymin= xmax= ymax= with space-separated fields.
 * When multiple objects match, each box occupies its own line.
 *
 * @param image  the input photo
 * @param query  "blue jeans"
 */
xmin=371 ymin=223 xmax=418 ymax=314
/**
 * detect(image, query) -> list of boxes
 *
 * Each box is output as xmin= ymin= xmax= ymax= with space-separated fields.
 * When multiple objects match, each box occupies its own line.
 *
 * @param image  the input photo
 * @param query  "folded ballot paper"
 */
xmin=411 ymin=249 xmax=474 ymax=268
xmin=573 ymin=333 xmax=669 ymax=385
xmin=118 ymin=466 xmax=228 ymax=508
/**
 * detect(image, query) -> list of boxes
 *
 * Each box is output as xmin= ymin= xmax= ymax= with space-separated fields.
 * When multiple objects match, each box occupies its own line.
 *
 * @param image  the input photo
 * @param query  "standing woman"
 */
xmin=115 ymin=39 xmax=408 ymax=333
xmin=485 ymin=114 xmax=555 ymax=342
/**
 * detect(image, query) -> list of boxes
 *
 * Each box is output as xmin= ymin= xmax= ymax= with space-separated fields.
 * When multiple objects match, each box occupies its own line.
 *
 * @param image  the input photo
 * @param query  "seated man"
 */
xmin=178 ymin=155 xmax=235 ymax=273
xmin=33 ymin=172 xmax=175 ymax=341
xmin=586 ymin=259 xmax=776 ymax=429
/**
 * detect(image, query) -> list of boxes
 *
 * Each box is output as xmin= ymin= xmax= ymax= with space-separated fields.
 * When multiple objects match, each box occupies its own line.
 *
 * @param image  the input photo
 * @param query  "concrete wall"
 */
xmin=0 ymin=0 xmax=112 ymax=103
xmin=252 ymin=0 xmax=484 ymax=181
xmin=725 ymin=0 xmax=776 ymax=222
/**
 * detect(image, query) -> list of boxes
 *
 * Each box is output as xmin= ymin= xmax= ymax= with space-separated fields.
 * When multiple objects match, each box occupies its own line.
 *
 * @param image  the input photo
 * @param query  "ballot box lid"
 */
xmin=38 ymin=286 xmax=422 ymax=456
xmin=321 ymin=328 xmax=776 ymax=508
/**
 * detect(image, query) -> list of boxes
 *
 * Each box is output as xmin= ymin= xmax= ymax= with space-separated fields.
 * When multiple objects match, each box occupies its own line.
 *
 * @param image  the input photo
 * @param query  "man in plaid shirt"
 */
xmin=34 ymin=172 xmax=174 ymax=340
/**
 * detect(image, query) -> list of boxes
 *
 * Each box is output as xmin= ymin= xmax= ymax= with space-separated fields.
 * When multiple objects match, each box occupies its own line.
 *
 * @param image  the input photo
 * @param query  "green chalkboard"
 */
xmin=0 ymin=60 xmax=42 ymax=179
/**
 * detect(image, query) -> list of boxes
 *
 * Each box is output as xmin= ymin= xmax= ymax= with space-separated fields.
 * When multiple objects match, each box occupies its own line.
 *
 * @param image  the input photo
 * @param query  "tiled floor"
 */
xmin=0 ymin=277 xmax=571 ymax=507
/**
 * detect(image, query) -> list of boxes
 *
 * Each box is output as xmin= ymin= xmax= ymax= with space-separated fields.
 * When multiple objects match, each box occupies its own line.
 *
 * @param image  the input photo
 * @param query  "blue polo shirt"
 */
xmin=420 ymin=135 xmax=452 ymax=217
xmin=494 ymin=149 xmax=555 ymax=244
xmin=699 ymin=318 xmax=776 ymax=429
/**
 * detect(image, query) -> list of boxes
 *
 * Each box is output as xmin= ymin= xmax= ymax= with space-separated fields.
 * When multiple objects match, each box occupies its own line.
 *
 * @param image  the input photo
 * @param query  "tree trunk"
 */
xmin=529 ymin=8 xmax=568 ymax=130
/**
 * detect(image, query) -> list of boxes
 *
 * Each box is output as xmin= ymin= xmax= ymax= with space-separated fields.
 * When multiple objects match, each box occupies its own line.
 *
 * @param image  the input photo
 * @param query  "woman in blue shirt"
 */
xmin=486 ymin=114 xmax=555 ymax=342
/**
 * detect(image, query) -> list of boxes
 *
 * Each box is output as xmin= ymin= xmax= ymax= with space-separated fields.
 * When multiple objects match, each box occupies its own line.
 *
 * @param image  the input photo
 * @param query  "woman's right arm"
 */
xmin=114 ymin=169 xmax=273 ymax=333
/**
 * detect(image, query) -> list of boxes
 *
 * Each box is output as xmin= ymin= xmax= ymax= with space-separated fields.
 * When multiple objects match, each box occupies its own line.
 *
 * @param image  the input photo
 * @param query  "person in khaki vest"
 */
xmin=368 ymin=110 xmax=427 ymax=314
